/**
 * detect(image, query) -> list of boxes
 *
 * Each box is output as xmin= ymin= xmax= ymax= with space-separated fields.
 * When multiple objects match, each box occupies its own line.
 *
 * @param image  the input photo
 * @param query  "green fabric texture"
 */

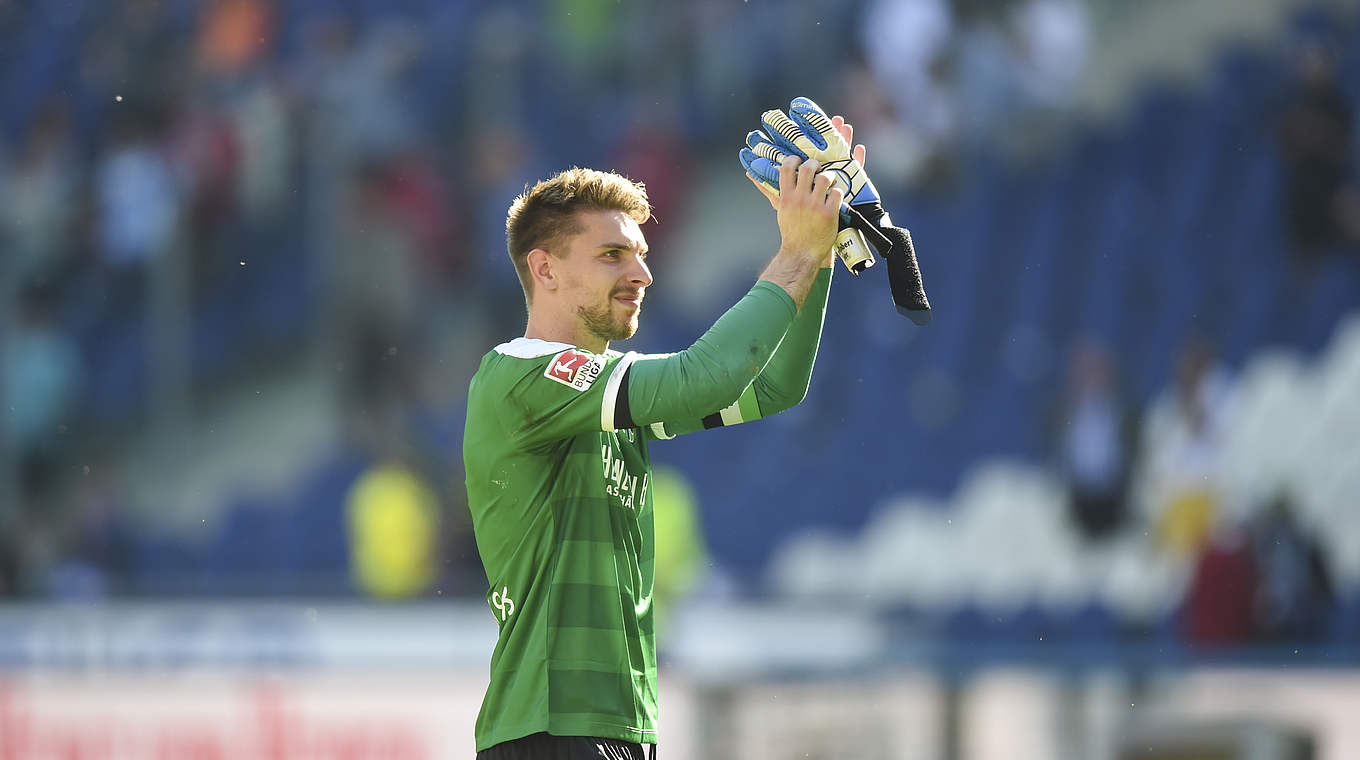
xmin=463 ymin=273 xmax=830 ymax=751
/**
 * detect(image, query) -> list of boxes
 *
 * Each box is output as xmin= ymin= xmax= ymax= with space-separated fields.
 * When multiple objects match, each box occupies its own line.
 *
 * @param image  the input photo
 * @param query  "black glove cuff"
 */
xmin=845 ymin=205 xmax=892 ymax=253
xmin=879 ymin=225 xmax=932 ymax=324
xmin=847 ymin=201 xmax=931 ymax=323
xmin=851 ymin=200 xmax=888 ymax=228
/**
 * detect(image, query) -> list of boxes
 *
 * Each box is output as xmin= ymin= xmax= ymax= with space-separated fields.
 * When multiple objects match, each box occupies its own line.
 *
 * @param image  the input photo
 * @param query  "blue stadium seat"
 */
xmin=280 ymin=449 xmax=369 ymax=594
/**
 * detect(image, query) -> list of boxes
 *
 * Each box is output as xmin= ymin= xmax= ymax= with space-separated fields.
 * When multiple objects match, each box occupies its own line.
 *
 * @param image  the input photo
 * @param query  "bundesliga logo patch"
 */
xmin=544 ymin=349 xmax=605 ymax=392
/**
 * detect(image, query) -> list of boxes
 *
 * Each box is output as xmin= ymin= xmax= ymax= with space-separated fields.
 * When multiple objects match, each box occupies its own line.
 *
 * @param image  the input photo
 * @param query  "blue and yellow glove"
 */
xmin=740 ymin=97 xmax=932 ymax=324
xmin=741 ymin=117 xmax=879 ymax=275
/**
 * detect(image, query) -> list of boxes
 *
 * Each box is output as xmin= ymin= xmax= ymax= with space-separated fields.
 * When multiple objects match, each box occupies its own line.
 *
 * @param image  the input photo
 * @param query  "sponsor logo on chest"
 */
xmin=601 ymin=442 xmax=648 ymax=511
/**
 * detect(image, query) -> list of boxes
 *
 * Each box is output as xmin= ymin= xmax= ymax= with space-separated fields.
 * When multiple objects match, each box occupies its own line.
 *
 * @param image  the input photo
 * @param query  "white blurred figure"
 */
xmin=231 ymin=73 xmax=294 ymax=227
xmin=839 ymin=62 xmax=930 ymax=193
xmin=1010 ymin=0 xmax=1091 ymax=109
xmin=94 ymin=112 xmax=180 ymax=275
xmin=861 ymin=0 xmax=956 ymax=176
xmin=1137 ymin=337 xmax=1237 ymax=558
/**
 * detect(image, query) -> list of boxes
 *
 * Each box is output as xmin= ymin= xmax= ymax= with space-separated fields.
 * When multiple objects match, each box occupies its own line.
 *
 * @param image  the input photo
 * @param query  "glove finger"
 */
xmin=761 ymin=122 xmax=850 ymax=195
xmin=737 ymin=147 xmax=760 ymax=177
xmin=788 ymin=97 xmax=846 ymax=154
xmin=746 ymin=130 xmax=789 ymax=163
xmin=746 ymin=128 xmax=784 ymax=153
xmin=760 ymin=109 xmax=816 ymax=158
xmin=788 ymin=102 xmax=848 ymax=157
xmin=739 ymin=148 xmax=781 ymax=190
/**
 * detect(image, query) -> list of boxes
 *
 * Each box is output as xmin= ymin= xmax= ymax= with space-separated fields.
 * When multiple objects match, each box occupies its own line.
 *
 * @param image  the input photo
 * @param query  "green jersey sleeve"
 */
xmin=481 ymin=279 xmax=803 ymax=450
xmin=634 ymin=266 xmax=832 ymax=440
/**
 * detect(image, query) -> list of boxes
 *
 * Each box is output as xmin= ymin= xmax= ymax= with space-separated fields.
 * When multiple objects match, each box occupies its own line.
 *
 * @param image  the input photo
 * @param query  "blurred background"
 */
xmin=1 ymin=0 xmax=1358 ymax=757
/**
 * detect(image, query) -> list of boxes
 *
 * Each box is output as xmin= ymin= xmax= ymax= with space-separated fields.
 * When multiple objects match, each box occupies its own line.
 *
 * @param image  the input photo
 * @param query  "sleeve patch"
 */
xmin=650 ymin=422 xmax=675 ymax=440
xmin=544 ymin=349 xmax=607 ymax=392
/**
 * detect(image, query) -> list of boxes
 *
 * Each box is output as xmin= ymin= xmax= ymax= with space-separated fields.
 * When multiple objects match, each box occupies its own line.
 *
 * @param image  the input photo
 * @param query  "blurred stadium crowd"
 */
xmin=0 ymin=0 xmax=1357 ymax=652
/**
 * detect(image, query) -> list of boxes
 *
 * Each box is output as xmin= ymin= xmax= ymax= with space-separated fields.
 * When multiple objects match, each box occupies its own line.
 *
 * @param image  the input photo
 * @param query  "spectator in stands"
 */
xmin=93 ymin=107 xmax=181 ymax=311
xmin=167 ymin=82 xmax=241 ymax=288
xmin=346 ymin=457 xmax=440 ymax=599
xmin=1183 ymin=519 xmax=1259 ymax=646
xmin=1142 ymin=336 xmax=1235 ymax=557
xmin=952 ymin=0 xmax=1091 ymax=157
xmin=333 ymin=161 xmax=421 ymax=446
xmin=370 ymin=145 xmax=475 ymax=425
xmin=1250 ymin=491 xmax=1335 ymax=642
xmin=1051 ymin=339 xmax=1138 ymax=541
xmin=954 ymin=1 xmax=1023 ymax=152
xmin=650 ymin=466 xmax=710 ymax=634
xmin=861 ymin=0 xmax=956 ymax=183
xmin=230 ymin=71 xmax=295 ymax=231
xmin=339 ymin=19 xmax=427 ymax=163
xmin=1010 ymin=0 xmax=1091 ymax=111
xmin=1276 ymin=39 xmax=1355 ymax=263
xmin=45 ymin=459 xmax=134 ymax=600
xmin=838 ymin=60 xmax=925 ymax=193
xmin=467 ymin=124 xmax=543 ymax=324
xmin=3 ymin=286 xmax=84 ymax=514
xmin=295 ymin=13 xmax=425 ymax=237
xmin=1008 ymin=0 xmax=1091 ymax=153
xmin=379 ymin=147 xmax=465 ymax=283
xmin=196 ymin=0 xmax=273 ymax=78
xmin=1 ymin=102 xmax=79 ymax=293
xmin=612 ymin=93 xmax=690 ymax=256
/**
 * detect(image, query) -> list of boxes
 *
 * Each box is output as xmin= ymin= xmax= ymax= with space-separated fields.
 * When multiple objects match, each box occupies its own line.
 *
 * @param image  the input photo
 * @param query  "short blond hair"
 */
xmin=505 ymin=168 xmax=651 ymax=302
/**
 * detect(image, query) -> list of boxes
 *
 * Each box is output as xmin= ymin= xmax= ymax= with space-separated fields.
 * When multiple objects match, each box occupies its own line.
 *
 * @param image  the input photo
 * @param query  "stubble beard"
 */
xmin=577 ymin=299 xmax=638 ymax=345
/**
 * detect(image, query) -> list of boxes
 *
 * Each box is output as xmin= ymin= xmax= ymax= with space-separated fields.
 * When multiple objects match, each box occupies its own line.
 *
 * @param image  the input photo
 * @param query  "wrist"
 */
xmin=760 ymin=247 xmax=822 ymax=309
xmin=776 ymin=244 xmax=821 ymax=262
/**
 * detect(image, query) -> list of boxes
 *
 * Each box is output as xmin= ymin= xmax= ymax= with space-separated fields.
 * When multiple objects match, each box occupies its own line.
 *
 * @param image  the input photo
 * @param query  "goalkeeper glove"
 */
xmin=740 ymin=97 xmax=932 ymax=325
xmin=741 ymin=128 xmax=879 ymax=276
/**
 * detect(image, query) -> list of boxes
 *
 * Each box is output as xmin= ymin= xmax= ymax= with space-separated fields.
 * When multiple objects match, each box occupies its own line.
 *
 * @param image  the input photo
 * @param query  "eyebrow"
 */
xmin=598 ymin=241 xmax=649 ymax=255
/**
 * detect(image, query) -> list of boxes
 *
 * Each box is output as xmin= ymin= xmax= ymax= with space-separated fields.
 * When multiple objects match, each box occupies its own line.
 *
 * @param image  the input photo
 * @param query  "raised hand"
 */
xmin=740 ymin=97 xmax=932 ymax=324
xmin=748 ymin=115 xmax=865 ymax=209
xmin=774 ymin=156 xmax=842 ymax=266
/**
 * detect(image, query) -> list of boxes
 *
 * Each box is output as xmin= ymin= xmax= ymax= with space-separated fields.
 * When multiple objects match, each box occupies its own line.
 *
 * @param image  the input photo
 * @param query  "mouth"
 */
xmin=614 ymin=293 xmax=643 ymax=308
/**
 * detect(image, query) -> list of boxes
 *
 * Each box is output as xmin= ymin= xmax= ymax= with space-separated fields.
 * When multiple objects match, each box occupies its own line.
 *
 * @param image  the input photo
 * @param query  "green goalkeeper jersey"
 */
xmin=465 ymin=272 xmax=832 ymax=751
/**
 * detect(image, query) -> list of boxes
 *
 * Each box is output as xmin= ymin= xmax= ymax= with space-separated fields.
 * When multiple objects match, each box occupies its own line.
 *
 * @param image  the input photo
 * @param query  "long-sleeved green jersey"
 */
xmin=464 ymin=270 xmax=831 ymax=751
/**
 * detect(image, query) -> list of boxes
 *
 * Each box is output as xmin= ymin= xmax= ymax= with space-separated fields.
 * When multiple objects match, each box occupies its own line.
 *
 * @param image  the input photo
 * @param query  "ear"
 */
xmin=526 ymin=248 xmax=558 ymax=292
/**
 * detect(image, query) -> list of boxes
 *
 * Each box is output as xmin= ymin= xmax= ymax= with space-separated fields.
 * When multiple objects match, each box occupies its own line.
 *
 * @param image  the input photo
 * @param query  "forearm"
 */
xmin=622 ymin=280 xmax=797 ymax=426
xmin=752 ymin=264 xmax=832 ymax=414
xmin=758 ymin=244 xmax=829 ymax=309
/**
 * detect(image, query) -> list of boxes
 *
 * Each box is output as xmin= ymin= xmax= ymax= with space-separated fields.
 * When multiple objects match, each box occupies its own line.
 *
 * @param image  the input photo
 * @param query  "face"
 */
xmin=551 ymin=209 xmax=653 ymax=347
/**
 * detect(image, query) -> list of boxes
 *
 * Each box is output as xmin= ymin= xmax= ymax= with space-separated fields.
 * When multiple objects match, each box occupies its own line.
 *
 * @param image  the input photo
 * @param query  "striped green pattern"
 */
xmin=464 ymin=345 xmax=658 ymax=751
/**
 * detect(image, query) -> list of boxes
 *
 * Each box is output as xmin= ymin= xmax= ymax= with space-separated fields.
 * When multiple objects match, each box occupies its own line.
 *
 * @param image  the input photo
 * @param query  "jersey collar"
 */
xmin=494 ymin=337 xmax=624 ymax=359
xmin=494 ymin=337 xmax=576 ymax=358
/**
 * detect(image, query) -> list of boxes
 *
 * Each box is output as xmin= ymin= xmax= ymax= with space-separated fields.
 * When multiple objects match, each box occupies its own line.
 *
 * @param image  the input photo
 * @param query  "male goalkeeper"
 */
xmin=464 ymin=107 xmax=868 ymax=759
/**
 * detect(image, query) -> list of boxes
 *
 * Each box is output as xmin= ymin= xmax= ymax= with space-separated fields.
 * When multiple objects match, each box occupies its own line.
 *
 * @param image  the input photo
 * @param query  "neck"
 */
xmin=524 ymin=307 xmax=607 ymax=354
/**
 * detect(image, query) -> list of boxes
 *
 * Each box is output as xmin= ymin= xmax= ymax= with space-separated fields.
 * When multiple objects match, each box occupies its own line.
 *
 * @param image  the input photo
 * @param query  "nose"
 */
xmin=630 ymin=254 xmax=653 ymax=288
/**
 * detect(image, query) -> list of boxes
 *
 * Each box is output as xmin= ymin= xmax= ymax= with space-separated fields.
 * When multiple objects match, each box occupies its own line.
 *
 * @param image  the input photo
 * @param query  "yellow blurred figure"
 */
xmin=1157 ymin=488 xmax=1217 ymax=557
xmin=650 ymin=465 xmax=708 ymax=629
xmin=346 ymin=462 xmax=438 ymax=599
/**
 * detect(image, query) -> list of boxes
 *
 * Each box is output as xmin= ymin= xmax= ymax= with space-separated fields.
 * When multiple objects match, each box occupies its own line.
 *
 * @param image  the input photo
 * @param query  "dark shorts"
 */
xmin=477 ymin=733 xmax=654 ymax=760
